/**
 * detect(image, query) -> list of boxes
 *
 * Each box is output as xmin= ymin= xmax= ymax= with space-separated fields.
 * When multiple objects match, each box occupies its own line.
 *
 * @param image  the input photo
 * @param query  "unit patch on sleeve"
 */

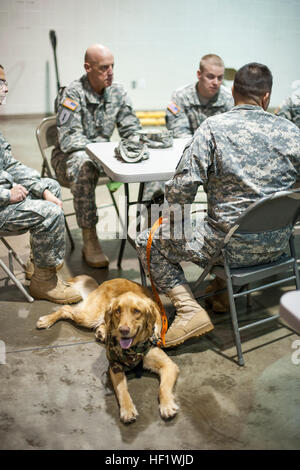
xmin=62 ymin=97 xmax=79 ymax=111
xmin=167 ymin=101 xmax=181 ymax=115
xmin=58 ymin=108 xmax=71 ymax=125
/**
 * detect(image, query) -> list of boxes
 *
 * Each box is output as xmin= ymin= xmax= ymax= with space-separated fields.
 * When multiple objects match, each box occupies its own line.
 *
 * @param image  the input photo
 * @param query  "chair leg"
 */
xmin=246 ymin=284 xmax=252 ymax=308
xmin=0 ymin=259 xmax=34 ymax=302
xmin=64 ymin=217 xmax=75 ymax=251
xmin=223 ymin=259 xmax=244 ymax=366
xmin=289 ymin=235 xmax=300 ymax=289
xmin=139 ymin=259 xmax=147 ymax=286
xmin=0 ymin=238 xmax=27 ymax=271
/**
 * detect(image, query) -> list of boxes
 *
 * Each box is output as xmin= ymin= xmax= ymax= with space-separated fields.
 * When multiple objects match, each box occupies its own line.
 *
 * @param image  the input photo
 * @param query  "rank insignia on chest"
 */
xmin=62 ymin=97 xmax=79 ymax=111
xmin=167 ymin=101 xmax=181 ymax=115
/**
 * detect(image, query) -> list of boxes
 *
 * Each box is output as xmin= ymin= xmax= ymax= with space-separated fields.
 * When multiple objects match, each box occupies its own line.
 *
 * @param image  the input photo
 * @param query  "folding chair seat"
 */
xmin=193 ymin=189 xmax=300 ymax=366
xmin=0 ymin=230 xmax=34 ymax=302
xmin=36 ymin=116 xmax=121 ymax=250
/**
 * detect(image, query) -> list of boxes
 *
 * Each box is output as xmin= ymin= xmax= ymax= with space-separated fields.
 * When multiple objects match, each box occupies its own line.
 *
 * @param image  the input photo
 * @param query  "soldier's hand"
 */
xmin=43 ymin=189 xmax=63 ymax=208
xmin=9 ymin=184 xmax=28 ymax=204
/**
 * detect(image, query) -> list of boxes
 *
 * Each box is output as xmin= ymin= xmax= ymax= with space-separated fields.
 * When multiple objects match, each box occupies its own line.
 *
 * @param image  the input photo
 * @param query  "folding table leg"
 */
xmin=117 ymin=183 xmax=130 ymax=268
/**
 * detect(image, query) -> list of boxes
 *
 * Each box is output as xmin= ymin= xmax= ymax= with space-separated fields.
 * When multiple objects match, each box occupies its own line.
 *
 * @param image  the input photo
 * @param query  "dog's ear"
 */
xmin=104 ymin=303 xmax=113 ymax=331
xmin=105 ymin=298 xmax=121 ymax=331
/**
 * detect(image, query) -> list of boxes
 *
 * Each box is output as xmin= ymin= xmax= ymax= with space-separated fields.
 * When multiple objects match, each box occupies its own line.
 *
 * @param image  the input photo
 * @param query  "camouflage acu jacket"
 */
xmin=166 ymin=83 xmax=234 ymax=137
xmin=0 ymin=132 xmax=49 ymax=228
xmin=276 ymin=89 xmax=300 ymax=128
xmin=55 ymin=75 xmax=142 ymax=154
xmin=165 ymin=104 xmax=300 ymax=236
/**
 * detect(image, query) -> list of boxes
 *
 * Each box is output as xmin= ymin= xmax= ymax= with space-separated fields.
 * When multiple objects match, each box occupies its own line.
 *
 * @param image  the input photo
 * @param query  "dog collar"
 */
xmin=106 ymin=334 xmax=153 ymax=374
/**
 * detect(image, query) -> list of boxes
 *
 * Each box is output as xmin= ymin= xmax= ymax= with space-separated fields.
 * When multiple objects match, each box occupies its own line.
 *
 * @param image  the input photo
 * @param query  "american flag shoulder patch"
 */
xmin=62 ymin=97 xmax=79 ymax=111
xmin=167 ymin=101 xmax=181 ymax=115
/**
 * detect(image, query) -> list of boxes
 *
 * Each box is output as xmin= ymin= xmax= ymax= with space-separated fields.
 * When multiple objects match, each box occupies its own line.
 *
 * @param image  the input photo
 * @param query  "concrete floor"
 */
xmin=0 ymin=116 xmax=300 ymax=451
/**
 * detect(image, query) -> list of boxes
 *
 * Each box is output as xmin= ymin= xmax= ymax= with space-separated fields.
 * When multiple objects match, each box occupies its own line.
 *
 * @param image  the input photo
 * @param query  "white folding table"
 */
xmin=86 ymin=138 xmax=190 ymax=271
xmin=280 ymin=290 xmax=300 ymax=334
xmin=86 ymin=138 xmax=190 ymax=183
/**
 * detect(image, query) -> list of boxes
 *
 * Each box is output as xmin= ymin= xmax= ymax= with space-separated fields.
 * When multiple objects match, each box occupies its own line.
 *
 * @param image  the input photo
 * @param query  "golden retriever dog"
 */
xmin=36 ymin=276 xmax=179 ymax=423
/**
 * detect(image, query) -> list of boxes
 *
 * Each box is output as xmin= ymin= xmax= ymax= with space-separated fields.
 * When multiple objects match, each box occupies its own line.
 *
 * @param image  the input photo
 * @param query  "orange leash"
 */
xmin=146 ymin=217 xmax=168 ymax=347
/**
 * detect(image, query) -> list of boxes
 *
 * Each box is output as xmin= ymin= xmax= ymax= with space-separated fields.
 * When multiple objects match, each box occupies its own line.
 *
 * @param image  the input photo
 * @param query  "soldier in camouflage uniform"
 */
xmin=0 ymin=65 xmax=81 ymax=304
xmin=143 ymin=55 xmax=233 ymax=205
xmin=166 ymin=54 xmax=233 ymax=138
xmin=52 ymin=44 xmax=142 ymax=268
xmin=136 ymin=62 xmax=300 ymax=348
xmin=276 ymin=87 xmax=300 ymax=128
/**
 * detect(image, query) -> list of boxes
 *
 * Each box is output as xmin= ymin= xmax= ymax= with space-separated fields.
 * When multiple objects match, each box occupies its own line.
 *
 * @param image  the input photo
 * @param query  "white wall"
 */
xmin=1 ymin=0 xmax=300 ymax=115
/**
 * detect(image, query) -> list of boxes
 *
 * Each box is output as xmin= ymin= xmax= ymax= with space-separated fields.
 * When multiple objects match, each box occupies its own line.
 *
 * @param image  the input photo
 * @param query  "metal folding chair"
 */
xmin=36 ymin=116 xmax=121 ymax=250
xmin=0 ymin=230 xmax=34 ymax=302
xmin=193 ymin=189 xmax=300 ymax=366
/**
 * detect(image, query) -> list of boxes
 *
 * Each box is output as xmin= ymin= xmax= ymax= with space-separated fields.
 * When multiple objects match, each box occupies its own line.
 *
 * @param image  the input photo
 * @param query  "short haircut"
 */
xmin=199 ymin=54 xmax=224 ymax=72
xmin=233 ymin=62 xmax=273 ymax=99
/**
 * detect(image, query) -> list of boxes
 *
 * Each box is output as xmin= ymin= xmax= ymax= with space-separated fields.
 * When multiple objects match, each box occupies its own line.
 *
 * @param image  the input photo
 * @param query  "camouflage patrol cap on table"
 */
xmin=138 ymin=129 xmax=173 ymax=148
xmin=114 ymin=135 xmax=150 ymax=163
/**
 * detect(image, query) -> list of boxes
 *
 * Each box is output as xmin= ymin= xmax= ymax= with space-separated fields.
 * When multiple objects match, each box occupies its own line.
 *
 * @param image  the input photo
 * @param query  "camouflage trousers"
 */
xmin=136 ymin=217 xmax=291 ymax=294
xmin=142 ymin=181 xmax=166 ymax=201
xmin=52 ymin=148 xmax=103 ymax=228
xmin=1 ymin=178 xmax=65 ymax=268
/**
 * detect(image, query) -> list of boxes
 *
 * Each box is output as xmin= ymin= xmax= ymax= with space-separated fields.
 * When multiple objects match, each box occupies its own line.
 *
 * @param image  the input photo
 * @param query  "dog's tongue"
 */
xmin=120 ymin=337 xmax=133 ymax=349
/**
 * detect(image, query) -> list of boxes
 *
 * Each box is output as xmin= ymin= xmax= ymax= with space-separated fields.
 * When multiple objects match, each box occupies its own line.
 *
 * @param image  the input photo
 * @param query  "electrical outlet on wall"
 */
xmin=131 ymin=79 xmax=146 ymax=89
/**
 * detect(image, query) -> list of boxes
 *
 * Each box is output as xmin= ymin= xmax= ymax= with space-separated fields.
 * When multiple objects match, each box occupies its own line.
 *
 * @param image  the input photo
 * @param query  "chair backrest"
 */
xmin=194 ymin=189 xmax=300 ymax=289
xmin=235 ymin=189 xmax=300 ymax=234
xmin=36 ymin=116 xmax=58 ymax=178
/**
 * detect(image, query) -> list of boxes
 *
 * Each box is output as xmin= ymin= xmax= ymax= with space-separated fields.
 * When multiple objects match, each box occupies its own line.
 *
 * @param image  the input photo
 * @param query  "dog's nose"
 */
xmin=119 ymin=325 xmax=130 ymax=336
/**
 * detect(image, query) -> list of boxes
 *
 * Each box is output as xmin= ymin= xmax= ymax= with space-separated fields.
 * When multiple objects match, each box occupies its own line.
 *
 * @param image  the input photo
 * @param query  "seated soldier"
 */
xmin=144 ymin=54 xmax=234 ymax=203
xmin=166 ymin=53 xmax=234 ymax=138
xmin=0 ymin=64 xmax=81 ymax=304
xmin=275 ymin=86 xmax=300 ymax=128
xmin=136 ymin=62 xmax=300 ymax=348
xmin=52 ymin=44 xmax=142 ymax=268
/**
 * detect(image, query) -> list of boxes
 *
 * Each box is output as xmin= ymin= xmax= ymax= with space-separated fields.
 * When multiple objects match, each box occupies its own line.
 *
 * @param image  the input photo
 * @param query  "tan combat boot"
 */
xmin=25 ymin=253 xmax=64 ymax=280
xmin=29 ymin=265 xmax=82 ymax=304
xmin=164 ymin=284 xmax=214 ymax=348
xmin=82 ymin=228 xmax=109 ymax=268
xmin=205 ymin=276 xmax=229 ymax=313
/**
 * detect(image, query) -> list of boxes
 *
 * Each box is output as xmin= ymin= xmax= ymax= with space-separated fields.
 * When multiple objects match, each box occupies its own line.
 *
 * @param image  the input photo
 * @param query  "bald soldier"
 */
xmin=166 ymin=54 xmax=234 ymax=137
xmin=52 ymin=44 xmax=142 ymax=268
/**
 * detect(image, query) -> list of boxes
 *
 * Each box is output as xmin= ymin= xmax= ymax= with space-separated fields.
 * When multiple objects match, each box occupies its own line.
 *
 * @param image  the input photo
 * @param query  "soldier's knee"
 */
xmin=69 ymin=150 xmax=90 ymax=167
xmin=47 ymin=201 xmax=64 ymax=222
xmin=136 ymin=229 xmax=150 ymax=250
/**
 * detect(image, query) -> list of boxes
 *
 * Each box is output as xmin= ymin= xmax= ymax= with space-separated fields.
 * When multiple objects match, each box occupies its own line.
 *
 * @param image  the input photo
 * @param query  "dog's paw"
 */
xmin=36 ymin=315 xmax=53 ymax=329
xmin=120 ymin=404 xmax=139 ymax=424
xmin=159 ymin=399 xmax=179 ymax=420
xmin=95 ymin=325 xmax=106 ymax=343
